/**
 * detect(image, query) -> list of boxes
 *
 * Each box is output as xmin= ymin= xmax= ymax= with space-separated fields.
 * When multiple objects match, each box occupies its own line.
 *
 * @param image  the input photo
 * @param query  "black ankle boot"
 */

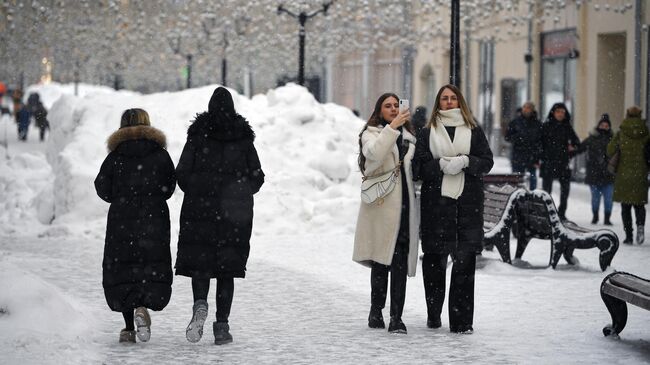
xmin=368 ymin=307 xmax=385 ymax=329
xmin=388 ymin=318 xmax=407 ymax=334
xmin=591 ymin=211 xmax=598 ymax=224
xmin=427 ymin=316 xmax=442 ymax=329
xmin=604 ymin=212 xmax=612 ymax=226
xmin=213 ymin=322 xmax=233 ymax=345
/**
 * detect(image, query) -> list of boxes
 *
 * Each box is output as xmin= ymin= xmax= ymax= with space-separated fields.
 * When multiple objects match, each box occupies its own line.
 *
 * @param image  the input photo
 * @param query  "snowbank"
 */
xmin=0 ymin=261 xmax=100 ymax=364
xmin=27 ymin=83 xmax=364 ymax=235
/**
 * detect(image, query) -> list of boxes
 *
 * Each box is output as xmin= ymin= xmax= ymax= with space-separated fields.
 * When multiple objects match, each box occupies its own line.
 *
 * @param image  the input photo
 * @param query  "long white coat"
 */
xmin=353 ymin=125 xmax=420 ymax=277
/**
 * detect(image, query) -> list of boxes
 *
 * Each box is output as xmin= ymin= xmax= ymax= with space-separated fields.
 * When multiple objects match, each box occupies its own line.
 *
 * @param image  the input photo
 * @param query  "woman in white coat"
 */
xmin=353 ymin=93 xmax=419 ymax=334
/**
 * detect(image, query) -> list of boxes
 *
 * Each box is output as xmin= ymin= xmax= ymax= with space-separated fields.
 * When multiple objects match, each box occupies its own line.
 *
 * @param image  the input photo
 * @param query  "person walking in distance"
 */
xmin=94 ymin=108 xmax=176 ymax=343
xmin=175 ymin=87 xmax=264 ymax=345
xmin=505 ymin=101 xmax=542 ymax=190
xmin=540 ymin=103 xmax=581 ymax=221
xmin=575 ymin=113 xmax=615 ymax=225
xmin=608 ymin=106 xmax=649 ymax=244
xmin=412 ymin=84 xmax=493 ymax=334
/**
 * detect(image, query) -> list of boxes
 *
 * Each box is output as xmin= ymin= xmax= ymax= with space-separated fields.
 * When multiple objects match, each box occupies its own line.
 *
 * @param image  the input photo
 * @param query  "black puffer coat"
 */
xmin=175 ymin=89 xmax=264 ymax=279
xmin=540 ymin=108 xmax=580 ymax=178
xmin=412 ymin=126 xmax=494 ymax=254
xmin=94 ymin=126 xmax=176 ymax=312
xmin=504 ymin=113 xmax=542 ymax=167
xmin=577 ymin=128 xmax=615 ymax=186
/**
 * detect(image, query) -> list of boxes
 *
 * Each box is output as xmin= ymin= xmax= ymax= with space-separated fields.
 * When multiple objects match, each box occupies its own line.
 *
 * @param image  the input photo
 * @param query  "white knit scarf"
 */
xmin=428 ymin=108 xmax=472 ymax=199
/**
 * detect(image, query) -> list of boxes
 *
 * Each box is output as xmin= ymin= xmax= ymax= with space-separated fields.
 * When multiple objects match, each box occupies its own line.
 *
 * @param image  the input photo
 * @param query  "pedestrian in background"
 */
xmin=412 ymin=84 xmax=493 ymax=334
xmin=353 ymin=92 xmax=419 ymax=334
xmin=576 ymin=113 xmax=615 ymax=225
xmin=27 ymin=93 xmax=49 ymax=141
xmin=540 ymin=102 xmax=581 ymax=221
xmin=505 ymin=101 xmax=542 ymax=190
xmin=175 ymin=87 xmax=264 ymax=345
xmin=12 ymin=89 xmax=30 ymax=141
xmin=94 ymin=108 xmax=176 ymax=343
xmin=412 ymin=105 xmax=428 ymax=134
xmin=608 ymin=106 xmax=649 ymax=244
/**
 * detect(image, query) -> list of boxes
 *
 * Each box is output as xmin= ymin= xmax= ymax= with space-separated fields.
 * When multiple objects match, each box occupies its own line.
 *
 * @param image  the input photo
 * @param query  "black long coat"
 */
xmin=175 ymin=111 xmax=264 ymax=279
xmin=504 ymin=113 xmax=542 ymax=167
xmin=94 ymin=126 xmax=176 ymax=312
xmin=540 ymin=117 xmax=581 ymax=178
xmin=412 ymin=126 xmax=494 ymax=254
xmin=577 ymin=129 xmax=615 ymax=186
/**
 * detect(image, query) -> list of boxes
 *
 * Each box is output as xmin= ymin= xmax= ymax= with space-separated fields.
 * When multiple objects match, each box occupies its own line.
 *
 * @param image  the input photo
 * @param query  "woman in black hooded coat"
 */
xmin=540 ymin=102 xmax=581 ymax=220
xmin=94 ymin=108 xmax=176 ymax=343
xmin=176 ymin=87 xmax=264 ymax=345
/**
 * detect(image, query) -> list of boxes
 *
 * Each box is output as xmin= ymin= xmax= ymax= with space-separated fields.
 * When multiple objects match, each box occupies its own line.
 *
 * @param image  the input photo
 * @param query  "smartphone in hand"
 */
xmin=399 ymin=99 xmax=409 ymax=113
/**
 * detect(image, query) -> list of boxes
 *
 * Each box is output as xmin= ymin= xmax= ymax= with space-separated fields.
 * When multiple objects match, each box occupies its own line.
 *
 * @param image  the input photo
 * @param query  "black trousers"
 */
xmin=122 ymin=310 xmax=134 ymax=330
xmin=192 ymin=277 xmax=234 ymax=323
xmin=370 ymin=235 xmax=409 ymax=321
xmin=542 ymin=174 xmax=571 ymax=217
xmin=621 ymin=203 xmax=646 ymax=236
xmin=422 ymin=251 xmax=476 ymax=329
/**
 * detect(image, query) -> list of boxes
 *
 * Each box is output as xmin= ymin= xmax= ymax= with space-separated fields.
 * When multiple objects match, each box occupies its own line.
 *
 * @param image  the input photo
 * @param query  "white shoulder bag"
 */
xmin=360 ymin=161 xmax=401 ymax=206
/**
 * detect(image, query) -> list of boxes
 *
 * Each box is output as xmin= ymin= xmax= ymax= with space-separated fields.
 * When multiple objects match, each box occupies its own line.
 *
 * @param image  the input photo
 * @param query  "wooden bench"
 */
xmin=481 ymin=174 xmax=619 ymax=271
xmin=482 ymin=183 xmax=527 ymax=263
xmin=601 ymin=272 xmax=650 ymax=337
xmin=510 ymin=190 xmax=618 ymax=271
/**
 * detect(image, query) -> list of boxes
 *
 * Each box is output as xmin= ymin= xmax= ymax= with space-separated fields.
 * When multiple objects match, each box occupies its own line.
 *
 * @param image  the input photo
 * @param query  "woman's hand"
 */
xmin=389 ymin=110 xmax=410 ymax=130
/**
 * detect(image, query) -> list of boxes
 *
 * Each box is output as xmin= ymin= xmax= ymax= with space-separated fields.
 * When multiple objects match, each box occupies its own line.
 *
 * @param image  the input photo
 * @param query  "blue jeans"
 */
xmin=590 ymin=184 xmax=613 ymax=214
xmin=511 ymin=162 xmax=537 ymax=190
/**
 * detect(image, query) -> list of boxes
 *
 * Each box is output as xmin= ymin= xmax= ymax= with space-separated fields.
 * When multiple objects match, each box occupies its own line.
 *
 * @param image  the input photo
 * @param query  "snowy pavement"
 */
xmin=1 ymin=84 xmax=649 ymax=364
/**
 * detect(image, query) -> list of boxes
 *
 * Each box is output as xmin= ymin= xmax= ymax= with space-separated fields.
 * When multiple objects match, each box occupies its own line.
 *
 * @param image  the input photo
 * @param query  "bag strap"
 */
xmin=362 ymin=160 xmax=402 ymax=181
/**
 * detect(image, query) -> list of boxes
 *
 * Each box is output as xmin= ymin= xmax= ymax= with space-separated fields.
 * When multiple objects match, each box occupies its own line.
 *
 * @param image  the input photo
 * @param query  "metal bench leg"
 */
xmin=562 ymin=246 xmax=577 ymax=265
xmin=601 ymin=291 xmax=628 ymax=336
xmin=550 ymin=238 xmax=564 ymax=269
xmin=514 ymin=236 xmax=530 ymax=260
xmin=493 ymin=229 xmax=512 ymax=264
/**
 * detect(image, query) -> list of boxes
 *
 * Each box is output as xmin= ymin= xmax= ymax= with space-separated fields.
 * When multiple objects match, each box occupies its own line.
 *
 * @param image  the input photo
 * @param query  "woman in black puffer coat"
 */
xmin=95 ymin=108 xmax=176 ymax=343
xmin=540 ymin=103 xmax=581 ymax=220
xmin=176 ymin=87 xmax=264 ymax=345
xmin=412 ymin=84 xmax=493 ymax=335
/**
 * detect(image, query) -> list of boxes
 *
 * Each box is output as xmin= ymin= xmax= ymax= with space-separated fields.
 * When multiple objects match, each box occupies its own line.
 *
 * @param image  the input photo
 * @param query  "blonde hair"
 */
xmin=427 ymin=84 xmax=477 ymax=129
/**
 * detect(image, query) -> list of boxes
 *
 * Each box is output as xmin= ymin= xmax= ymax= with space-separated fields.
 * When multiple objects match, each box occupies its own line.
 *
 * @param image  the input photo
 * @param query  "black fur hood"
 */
xmin=188 ymin=111 xmax=255 ymax=142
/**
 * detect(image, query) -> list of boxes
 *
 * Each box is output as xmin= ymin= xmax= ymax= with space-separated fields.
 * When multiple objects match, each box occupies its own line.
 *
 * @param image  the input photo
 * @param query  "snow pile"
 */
xmin=38 ymin=83 xmax=365 ymax=235
xmin=0 ymin=261 xmax=100 ymax=364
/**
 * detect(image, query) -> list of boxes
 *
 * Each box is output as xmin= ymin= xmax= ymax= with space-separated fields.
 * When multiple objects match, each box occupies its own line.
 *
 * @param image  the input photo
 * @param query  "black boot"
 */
xmin=591 ymin=211 xmax=598 ymax=224
xmin=604 ymin=212 xmax=612 ymax=226
xmin=368 ymin=306 xmax=385 ymax=328
xmin=213 ymin=321 xmax=233 ymax=345
xmin=388 ymin=317 xmax=407 ymax=334
xmin=369 ymin=264 xmax=388 ymax=328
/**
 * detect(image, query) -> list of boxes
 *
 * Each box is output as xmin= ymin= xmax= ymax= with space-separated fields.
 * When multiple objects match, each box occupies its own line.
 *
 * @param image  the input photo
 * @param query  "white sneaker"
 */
xmin=134 ymin=307 xmax=151 ymax=342
xmin=186 ymin=300 xmax=208 ymax=343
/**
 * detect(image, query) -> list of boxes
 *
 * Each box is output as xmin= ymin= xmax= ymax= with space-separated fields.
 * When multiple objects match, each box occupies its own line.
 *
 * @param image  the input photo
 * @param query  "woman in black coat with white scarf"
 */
xmin=412 ymin=84 xmax=493 ymax=334
xmin=175 ymin=87 xmax=264 ymax=345
xmin=95 ymin=108 xmax=176 ymax=343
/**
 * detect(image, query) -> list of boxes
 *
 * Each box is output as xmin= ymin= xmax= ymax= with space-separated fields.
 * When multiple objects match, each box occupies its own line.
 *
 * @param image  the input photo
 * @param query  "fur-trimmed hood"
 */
xmin=107 ymin=125 xmax=167 ymax=153
xmin=187 ymin=111 xmax=255 ymax=141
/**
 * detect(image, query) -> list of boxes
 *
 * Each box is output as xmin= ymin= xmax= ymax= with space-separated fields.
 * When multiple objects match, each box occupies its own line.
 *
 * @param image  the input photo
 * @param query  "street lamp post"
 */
xmin=450 ymin=0 xmax=461 ymax=87
xmin=277 ymin=2 xmax=332 ymax=86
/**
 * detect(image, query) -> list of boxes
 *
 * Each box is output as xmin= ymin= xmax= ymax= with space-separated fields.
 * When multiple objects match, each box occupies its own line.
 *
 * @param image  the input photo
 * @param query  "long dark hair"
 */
xmin=427 ymin=84 xmax=477 ymax=128
xmin=357 ymin=93 xmax=414 ymax=173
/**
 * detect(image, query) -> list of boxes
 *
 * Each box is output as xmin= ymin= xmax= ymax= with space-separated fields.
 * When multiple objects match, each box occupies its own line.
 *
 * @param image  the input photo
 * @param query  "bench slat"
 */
xmin=485 ymin=192 xmax=511 ymax=202
xmin=484 ymin=206 xmax=506 ymax=219
xmin=485 ymin=198 xmax=508 ymax=208
xmin=609 ymin=275 xmax=650 ymax=297
xmin=602 ymin=283 xmax=650 ymax=311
